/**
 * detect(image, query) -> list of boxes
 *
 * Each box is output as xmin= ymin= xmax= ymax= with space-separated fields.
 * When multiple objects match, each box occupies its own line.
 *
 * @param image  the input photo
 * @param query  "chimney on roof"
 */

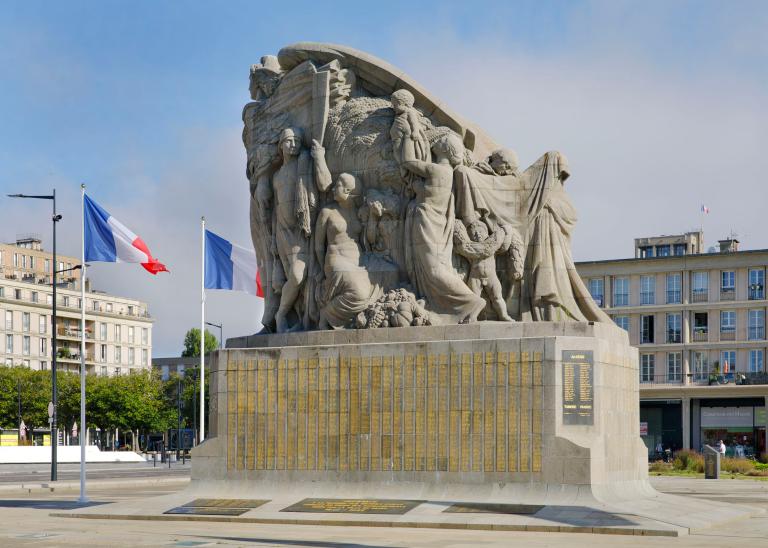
xmin=718 ymin=238 xmax=739 ymax=253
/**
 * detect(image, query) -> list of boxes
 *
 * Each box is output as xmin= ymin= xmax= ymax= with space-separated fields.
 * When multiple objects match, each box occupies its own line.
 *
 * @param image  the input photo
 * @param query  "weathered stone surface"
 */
xmin=243 ymin=43 xmax=611 ymax=333
xmin=194 ymin=323 xmax=648 ymax=503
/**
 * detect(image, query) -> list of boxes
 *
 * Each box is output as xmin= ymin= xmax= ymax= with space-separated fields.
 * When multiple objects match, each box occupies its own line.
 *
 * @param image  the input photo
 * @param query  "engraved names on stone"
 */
xmin=562 ymin=350 xmax=594 ymax=425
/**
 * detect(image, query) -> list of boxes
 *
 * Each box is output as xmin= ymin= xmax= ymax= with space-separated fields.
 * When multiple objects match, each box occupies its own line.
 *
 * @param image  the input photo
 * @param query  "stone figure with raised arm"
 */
xmin=314 ymin=173 xmax=380 ymax=329
xmin=270 ymin=127 xmax=332 ymax=332
xmin=390 ymin=89 xmax=431 ymax=181
xmin=399 ymin=129 xmax=485 ymax=324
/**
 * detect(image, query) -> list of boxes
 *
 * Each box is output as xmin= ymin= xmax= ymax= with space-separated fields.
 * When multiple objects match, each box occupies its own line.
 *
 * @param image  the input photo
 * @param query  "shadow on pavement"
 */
xmin=195 ymin=537 xmax=401 ymax=548
xmin=0 ymin=500 xmax=110 ymax=510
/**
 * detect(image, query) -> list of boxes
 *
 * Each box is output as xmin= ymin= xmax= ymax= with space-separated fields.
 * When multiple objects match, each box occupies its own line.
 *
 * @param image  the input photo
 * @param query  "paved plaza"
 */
xmin=0 ymin=472 xmax=766 ymax=546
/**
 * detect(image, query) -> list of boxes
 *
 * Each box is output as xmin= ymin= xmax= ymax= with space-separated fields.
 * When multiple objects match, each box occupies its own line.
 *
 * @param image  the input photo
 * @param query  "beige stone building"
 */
xmin=1 ymin=237 xmax=153 ymax=375
xmin=576 ymin=231 xmax=767 ymax=458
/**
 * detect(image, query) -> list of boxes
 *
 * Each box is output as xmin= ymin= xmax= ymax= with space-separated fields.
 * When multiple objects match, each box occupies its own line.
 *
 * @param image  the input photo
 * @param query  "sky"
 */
xmin=1 ymin=1 xmax=766 ymax=356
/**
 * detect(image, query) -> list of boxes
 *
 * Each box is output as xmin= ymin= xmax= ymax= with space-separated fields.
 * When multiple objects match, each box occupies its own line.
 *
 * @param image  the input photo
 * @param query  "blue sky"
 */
xmin=2 ymin=1 xmax=767 ymax=355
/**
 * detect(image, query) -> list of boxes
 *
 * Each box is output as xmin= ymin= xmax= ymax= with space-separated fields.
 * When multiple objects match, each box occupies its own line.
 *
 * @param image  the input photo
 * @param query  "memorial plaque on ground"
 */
xmin=443 ymin=502 xmax=543 ymax=514
xmin=164 ymin=499 xmax=269 ymax=516
xmin=562 ymin=350 xmax=594 ymax=425
xmin=281 ymin=498 xmax=423 ymax=514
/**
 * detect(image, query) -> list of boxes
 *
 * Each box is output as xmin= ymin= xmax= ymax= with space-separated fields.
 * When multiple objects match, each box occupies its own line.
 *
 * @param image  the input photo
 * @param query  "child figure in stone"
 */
xmin=454 ymin=220 xmax=521 ymax=322
xmin=390 ymin=89 xmax=430 ymax=172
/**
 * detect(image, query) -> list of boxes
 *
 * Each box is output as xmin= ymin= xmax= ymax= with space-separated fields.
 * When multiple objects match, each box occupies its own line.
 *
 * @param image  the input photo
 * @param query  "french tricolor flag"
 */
xmin=84 ymin=194 xmax=168 ymax=274
xmin=204 ymin=229 xmax=263 ymax=297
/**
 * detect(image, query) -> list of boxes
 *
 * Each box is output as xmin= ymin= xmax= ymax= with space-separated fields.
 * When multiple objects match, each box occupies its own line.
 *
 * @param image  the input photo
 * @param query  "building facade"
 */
xmin=576 ymin=233 xmax=767 ymax=458
xmin=1 ymin=238 xmax=153 ymax=376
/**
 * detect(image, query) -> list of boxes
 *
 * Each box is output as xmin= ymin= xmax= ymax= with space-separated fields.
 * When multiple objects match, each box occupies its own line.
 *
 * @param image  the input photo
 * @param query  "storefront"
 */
xmin=692 ymin=398 xmax=766 ymax=457
xmin=640 ymin=400 xmax=682 ymax=458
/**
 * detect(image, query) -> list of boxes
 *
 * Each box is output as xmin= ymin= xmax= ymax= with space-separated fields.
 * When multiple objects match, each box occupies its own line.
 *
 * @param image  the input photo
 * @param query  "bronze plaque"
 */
xmin=562 ymin=350 xmax=594 ymax=425
xmin=166 ymin=498 xmax=269 ymax=516
xmin=281 ymin=498 xmax=423 ymax=514
xmin=444 ymin=502 xmax=543 ymax=515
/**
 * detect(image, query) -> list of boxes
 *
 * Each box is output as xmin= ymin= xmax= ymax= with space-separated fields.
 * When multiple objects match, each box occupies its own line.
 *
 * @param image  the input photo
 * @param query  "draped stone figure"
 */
xmin=243 ymin=43 xmax=612 ymax=331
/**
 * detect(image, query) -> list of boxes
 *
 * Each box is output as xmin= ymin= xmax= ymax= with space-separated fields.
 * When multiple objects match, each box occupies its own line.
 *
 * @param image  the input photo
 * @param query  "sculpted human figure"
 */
xmin=400 ymin=131 xmax=485 ymax=323
xmin=314 ymin=173 xmax=379 ymax=329
xmin=271 ymin=127 xmax=332 ymax=332
xmin=454 ymin=220 xmax=521 ymax=321
xmin=390 ymin=90 xmax=431 ymax=181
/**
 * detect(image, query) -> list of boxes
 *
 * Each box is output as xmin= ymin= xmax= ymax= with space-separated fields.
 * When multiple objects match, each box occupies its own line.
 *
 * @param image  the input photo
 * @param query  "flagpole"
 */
xmin=79 ymin=183 xmax=88 ymax=503
xmin=200 ymin=216 xmax=205 ymax=444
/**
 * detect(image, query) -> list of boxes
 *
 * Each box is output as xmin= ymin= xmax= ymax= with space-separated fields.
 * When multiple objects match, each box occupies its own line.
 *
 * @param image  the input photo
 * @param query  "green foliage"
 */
xmin=672 ymin=449 xmax=704 ymax=473
xmin=181 ymin=328 xmax=218 ymax=358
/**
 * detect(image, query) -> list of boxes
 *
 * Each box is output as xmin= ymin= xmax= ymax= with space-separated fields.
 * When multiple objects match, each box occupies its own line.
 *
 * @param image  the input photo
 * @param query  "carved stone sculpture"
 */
xmin=243 ymin=43 xmax=611 ymax=331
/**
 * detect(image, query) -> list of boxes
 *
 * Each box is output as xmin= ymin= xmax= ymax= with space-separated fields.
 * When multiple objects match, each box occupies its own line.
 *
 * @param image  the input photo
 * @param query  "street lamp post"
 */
xmin=204 ymin=321 xmax=223 ymax=349
xmin=176 ymin=376 xmax=182 ymax=460
xmin=8 ymin=191 xmax=61 ymax=481
xmin=190 ymin=369 xmax=197 ymax=447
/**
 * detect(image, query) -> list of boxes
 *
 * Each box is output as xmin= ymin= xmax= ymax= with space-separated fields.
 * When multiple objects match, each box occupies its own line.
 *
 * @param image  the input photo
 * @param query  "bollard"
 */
xmin=168 ymin=449 xmax=171 ymax=468
xmin=153 ymin=452 xmax=157 ymax=468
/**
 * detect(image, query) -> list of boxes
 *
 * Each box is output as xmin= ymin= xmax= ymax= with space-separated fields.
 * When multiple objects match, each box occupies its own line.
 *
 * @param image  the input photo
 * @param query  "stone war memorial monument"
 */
xmin=181 ymin=43 xmax=754 ymax=534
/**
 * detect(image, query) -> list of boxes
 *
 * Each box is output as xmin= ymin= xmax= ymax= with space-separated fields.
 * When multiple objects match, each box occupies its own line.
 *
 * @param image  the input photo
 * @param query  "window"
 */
xmin=46 ymin=294 xmax=52 ymax=305
xmin=128 ymin=347 xmax=135 ymax=365
xmin=22 ymin=359 xmax=29 ymax=368
xmin=39 ymin=338 xmax=46 ymax=356
xmin=4 ymin=358 xmax=11 ymax=366
xmin=14 ymin=289 xmax=21 ymax=300
xmin=29 ymin=256 xmax=35 ymax=270
xmin=115 ymin=367 xmax=121 ymax=376
xmin=748 ymin=309 xmax=765 ymax=340
xmin=92 ymin=300 xmax=99 ymax=311
xmin=640 ymin=275 xmax=655 ymax=305
xmin=749 ymin=268 xmax=765 ymax=300
xmin=44 ymin=259 xmax=50 ymax=273
xmin=656 ymin=245 xmax=671 ymax=257
xmin=640 ymin=354 xmax=655 ymax=382
xmin=41 ymin=361 xmax=47 ymax=370
xmin=100 ymin=344 xmax=107 ymax=362
xmin=693 ymin=352 xmax=709 ymax=381
xmin=692 ymin=271 xmax=708 ymax=302
xmin=21 ymin=255 xmax=26 ymax=268
xmin=128 ymin=326 xmax=135 ymax=344
xmin=22 ymin=336 xmax=30 ymax=356
xmin=693 ymin=312 xmax=708 ymax=341
xmin=749 ymin=350 xmax=764 ymax=373
xmin=0 ymin=287 xmax=3 ymax=297
xmin=141 ymin=327 xmax=148 ymax=345
xmin=613 ymin=277 xmax=629 ymax=306
xmin=66 ymin=262 xmax=72 ymax=272
xmin=161 ymin=365 xmax=170 ymax=380
xmin=673 ymin=244 xmax=687 ymax=256
xmin=100 ymin=366 xmax=107 ymax=376
xmin=721 ymin=350 xmax=736 ymax=377
xmin=114 ymin=325 xmax=121 ymax=342
xmin=115 ymin=346 xmax=122 ymax=363
xmin=720 ymin=311 xmax=736 ymax=338
xmin=22 ymin=312 xmax=30 ymax=332
xmin=58 ymin=261 xmax=63 ymax=272
xmin=6 ymin=334 xmax=13 ymax=354
xmin=128 ymin=305 xmax=134 ymax=315
xmin=31 ymin=291 xmax=38 ymax=303
xmin=106 ymin=303 xmax=113 ymax=313
xmin=640 ymin=314 xmax=655 ymax=344
xmin=721 ymin=271 xmax=736 ymax=300
xmin=613 ymin=315 xmax=630 ymax=332
xmin=667 ymin=353 xmax=682 ymax=382
xmin=38 ymin=315 xmax=46 ymax=334
xmin=639 ymin=246 xmax=654 ymax=258
xmin=588 ymin=278 xmax=603 ymax=306
xmin=100 ymin=323 xmax=107 ymax=340
xmin=62 ymin=296 xmax=69 ymax=307
xmin=5 ymin=311 xmax=12 ymax=330
xmin=142 ymin=348 xmax=148 ymax=366
xmin=666 ymin=273 xmax=681 ymax=304
xmin=666 ymin=313 xmax=681 ymax=343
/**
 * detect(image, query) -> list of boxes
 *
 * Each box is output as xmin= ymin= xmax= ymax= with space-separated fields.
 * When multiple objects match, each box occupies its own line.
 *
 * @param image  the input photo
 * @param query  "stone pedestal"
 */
xmin=192 ymin=322 xmax=647 ymax=503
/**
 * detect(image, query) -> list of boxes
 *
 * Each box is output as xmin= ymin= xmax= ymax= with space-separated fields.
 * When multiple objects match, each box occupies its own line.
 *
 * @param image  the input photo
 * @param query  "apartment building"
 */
xmin=1 ymin=237 xmax=153 ymax=376
xmin=576 ymin=231 xmax=767 ymax=458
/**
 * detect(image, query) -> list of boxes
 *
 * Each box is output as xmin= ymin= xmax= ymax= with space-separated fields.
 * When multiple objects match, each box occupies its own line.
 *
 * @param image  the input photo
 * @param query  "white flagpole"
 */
xmin=200 ymin=216 xmax=205 ymax=443
xmin=79 ymin=183 xmax=88 ymax=503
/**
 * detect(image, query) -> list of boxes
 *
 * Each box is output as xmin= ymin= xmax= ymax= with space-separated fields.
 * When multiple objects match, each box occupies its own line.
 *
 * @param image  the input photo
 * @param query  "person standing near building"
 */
xmin=718 ymin=440 xmax=726 ymax=456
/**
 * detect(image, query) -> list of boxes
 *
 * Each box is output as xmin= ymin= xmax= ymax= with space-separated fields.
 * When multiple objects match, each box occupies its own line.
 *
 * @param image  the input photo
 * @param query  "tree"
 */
xmin=181 ymin=328 xmax=218 ymax=357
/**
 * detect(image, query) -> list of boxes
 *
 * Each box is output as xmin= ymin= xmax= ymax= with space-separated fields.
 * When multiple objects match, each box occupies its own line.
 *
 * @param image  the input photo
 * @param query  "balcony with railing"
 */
xmin=666 ymin=290 xmax=681 ymax=304
xmin=748 ymin=326 xmax=765 ymax=340
xmin=719 ymin=329 xmax=737 ymax=341
xmin=666 ymin=330 xmax=682 ymax=344
xmin=691 ymin=289 xmax=708 ymax=303
xmin=749 ymin=284 xmax=764 ymax=301
xmin=639 ymin=373 xmax=684 ymax=386
xmin=56 ymin=327 xmax=94 ymax=340
xmin=692 ymin=329 xmax=709 ymax=342
xmin=720 ymin=287 xmax=736 ymax=301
